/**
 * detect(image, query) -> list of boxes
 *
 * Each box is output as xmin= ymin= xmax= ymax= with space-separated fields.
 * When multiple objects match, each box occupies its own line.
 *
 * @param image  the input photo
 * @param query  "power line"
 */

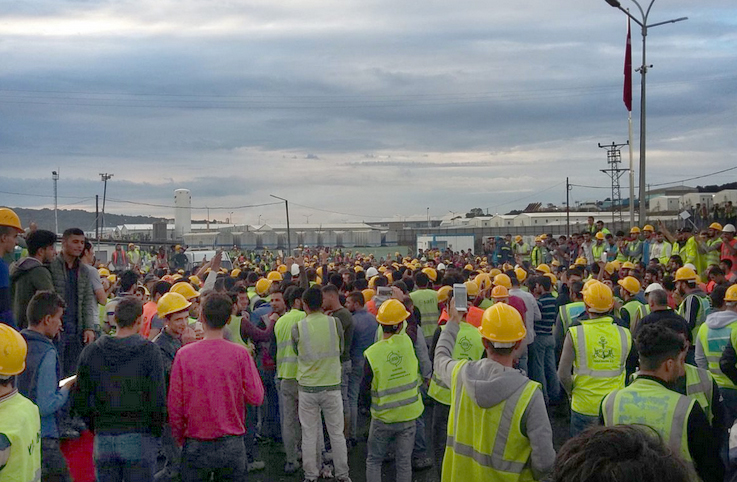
xmin=569 ymin=184 xmax=611 ymax=190
xmin=485 ymin=181 xmax=566 ymax=212
xmin=649 ymin=166 xmax=737 ymax=188
xmin=288 ymin=201 xmax=385 ymax=220
xmin=0 ymin=189 xmax=89 ymax=200
xmin=105 ymin=198 xmax=283 ymax=211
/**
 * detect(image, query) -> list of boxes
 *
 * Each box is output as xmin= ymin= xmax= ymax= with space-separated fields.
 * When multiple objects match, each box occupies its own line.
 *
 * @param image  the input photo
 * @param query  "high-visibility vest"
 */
xmin=558 ymin=302 xmax=586 ymax=333
xmin=227 ymin=315 xmax=248 ymax=348
xmin=628 ymin=240 xmax=642 ymax=262
xmin=428 ymin=322 xmax=485 ymax=405
xmin=592 ymin=243 xmax=606 ymax=263
xmin=672 ymin=242 xmax=681 ymax=259
xmin=531 ymin=247 xmax=543 ymax=267
xmin=364 ymin=333 xmax=424 ymax=423
xmin=620 ymin=300 xmax=644 ymax=330
xmin=410 ymin=289 xmax=440 ymax=339
xmin=656 ymin=241 xmax=673 ymax=265
xmin=634 ymin=303 xmax=651 ymax=331
xmin=678 ymin=294 xmax=712 ymax=342
xmin=684 ymin=364 xmax=716 ymax=425
xmin=296 ymin=314 xmax=342 ymax=388
xmin=478 ymin=298 xmax=494 ymax=310
xmin=443 ymin=360 xmax=541 ymax=482
xmin=0 ymin=391 xmax=41 ymax=482
xmin=602 ymin=377 xmax=695 ymax=466
xmin=696 ymin=320 xmax=737 ymax=389
xmin=706 ymin=238 xmax=722 ymax=267
xmin=569 ymin=317 xmax=632 ymax=416
xmin=275 ymin=309 xmax=306 ymax=380
xmin=514 ymin=243 xmax=531 ymax=263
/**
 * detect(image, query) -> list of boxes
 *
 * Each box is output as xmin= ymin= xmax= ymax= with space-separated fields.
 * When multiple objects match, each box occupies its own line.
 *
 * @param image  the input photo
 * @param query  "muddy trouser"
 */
xmin=278 ymin=378 xmax=302 ymax=465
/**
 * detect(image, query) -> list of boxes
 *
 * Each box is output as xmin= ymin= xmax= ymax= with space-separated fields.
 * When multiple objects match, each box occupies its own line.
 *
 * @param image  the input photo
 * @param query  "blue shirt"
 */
xmin=350 ymin=308 xmax=378 ymax=360
xmin=536 ymin=293 xmax=558 ymax=336
xmin=0 ymin=259 xmax=15 ymax=329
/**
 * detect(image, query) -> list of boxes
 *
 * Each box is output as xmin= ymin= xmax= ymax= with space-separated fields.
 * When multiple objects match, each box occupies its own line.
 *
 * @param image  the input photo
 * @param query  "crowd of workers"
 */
xmin=2 ymin=205 xmax=737 ymax=482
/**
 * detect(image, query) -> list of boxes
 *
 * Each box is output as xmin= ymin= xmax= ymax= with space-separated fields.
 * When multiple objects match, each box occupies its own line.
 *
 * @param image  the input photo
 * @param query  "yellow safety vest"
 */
xmin=603 ymin=377 xmax=695 ymax=465
xmin=678 ymin=294 xmax=712 ymax=342
xmin=569 ymin=317 xmax=632 ymax=416
xmin=275 ymin=309 xmax=306 ymax=380
xmin=296 ymin=313 xmax=342 ymax=388
xmin=410 ymin=289 xmax=440 ymax=340
xmin=0 ymin=391 xmax=41 ymax=482
xmin=706 ymin=238 xmax=722 ymax=268
xmin=684 ymin=364 xmax=715 ymax=425
xmin=620 ymin=300 xmax=644 ymax=330
xmin=558 ymin=302 xmax=585 ymax=333
xmin=443 ymin=360 xmax=541 ymax=482
xmin=428 ymin=323 xmax=485 ymax=405
xmin=696 ymin=321 xmax=737 ymax=389
xmin=364 ymin=333 xmax=424 ymax=423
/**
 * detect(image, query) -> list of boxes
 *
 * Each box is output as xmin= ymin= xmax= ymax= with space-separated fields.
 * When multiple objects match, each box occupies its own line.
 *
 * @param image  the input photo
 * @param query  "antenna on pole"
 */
xmin=598 ymin=142 xmax=628 ymax=224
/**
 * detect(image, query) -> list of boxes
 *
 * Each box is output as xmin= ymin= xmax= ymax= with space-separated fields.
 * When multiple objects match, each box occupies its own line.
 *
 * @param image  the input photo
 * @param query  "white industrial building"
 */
xmin=650 ymin=188 xmax=737 ymax=213
xmin=649 ymin=196 xmax=681 ymax=213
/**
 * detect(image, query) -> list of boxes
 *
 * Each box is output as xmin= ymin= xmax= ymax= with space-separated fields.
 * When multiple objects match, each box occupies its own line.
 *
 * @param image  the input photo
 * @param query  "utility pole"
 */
xmin=566 ymin=177 xmax=571 ymax=237
xmin=598 ymin=141 xmax=629 ymax=224
xmin=427 ymin=207 xmax=430 ymax=228
xmin=52 ymin=170 xmax=59 ymax=234
xmin=95 ymin=195 xmax=99 ymax=241
xmin=99 ymin=173 xmax=113 ymax=240
xmin=270 ymin=195 xmax=291 ymax=252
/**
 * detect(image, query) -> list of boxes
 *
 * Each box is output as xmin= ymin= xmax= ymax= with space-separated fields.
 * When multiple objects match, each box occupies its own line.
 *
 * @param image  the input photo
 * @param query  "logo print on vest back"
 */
xmin=387 ymin=351 xmax=403 ymax=367
xmin=458 ymin=336 xmax=473 ymax=353
xmin=593 ymin=336 xmax=614 ymax=362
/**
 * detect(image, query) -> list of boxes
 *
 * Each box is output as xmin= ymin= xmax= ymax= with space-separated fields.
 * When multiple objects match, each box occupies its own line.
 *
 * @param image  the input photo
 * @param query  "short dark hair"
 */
xmin=284 ymin=286 xmax=305 ymax=309
xmin=26 ymin=230 xmax=57 ymax=256
xmin=119 ymin=270 xmax=139 ymax=293
xmin=302 ymin=287 xmax=323 ymax=311
xmin=27 ymin=291 xmax=65 ymax=326
xmin=710 ymin=284 xmax=728 ymax=310
xmin=152 ymin=281 xmax=172 ymax=298
xmin=115 ymin=296 xmax=143 ymax=329
xmin=347 ymin=291 xmax=365 ymax=307
xmin=415 ymin=272 xmax=430 ymax=288
xmin=321 ymin=284 xmax=339 ymax=296
xmin=353 ymin=278 xmax=368 ymax=290
xmin=722 ymin=259 xmax=733 ymax=270
xmin=62 ymin=228 xmax=84 ymax=240
xmin=373 ymin=276 xmax=388 ymax=288
xmin=636 ymin=323 xmax=685 ymax=371
xmin=552 ymin=425 xmax=691 ymax=482
xmin=201 ymin=293 xmax=233 ymax=329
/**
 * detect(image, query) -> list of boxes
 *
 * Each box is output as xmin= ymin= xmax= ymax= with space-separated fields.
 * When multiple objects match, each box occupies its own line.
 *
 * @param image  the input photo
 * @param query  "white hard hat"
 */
xmin=644 ymin=283 xmax=664 ymax=294
xmin=291 ymin=264 xmax=301 ymax=277
xmin=684 ymin=263 xmax=697 ymax=271
xmin=724 ymin=224 xmax=736 ymax=233
xmin=437 ymin=263 xmax=446 ymax=271
xmin=366 ymin=267 xmax=379 ymax=278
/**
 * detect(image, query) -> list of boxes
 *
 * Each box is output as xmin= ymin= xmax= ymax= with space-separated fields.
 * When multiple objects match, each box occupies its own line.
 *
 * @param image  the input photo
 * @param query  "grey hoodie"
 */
xmin=695 ymin=310 xmax=737 ymax=370
xmin=434 ymin=322 xmax=556 ymax=479
xmin=10 ymin=257 xmax=54 ymax=330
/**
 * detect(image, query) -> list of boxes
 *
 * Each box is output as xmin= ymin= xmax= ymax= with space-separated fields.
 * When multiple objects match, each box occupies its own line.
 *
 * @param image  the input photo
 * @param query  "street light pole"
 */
xmin=52 ymin=170 xmax=59 ymax=235
xmin=604 ymin=0 xmax=687 ymax=225
xmin=270 ymin=195 xmax=291 ymax=252
xmin=99 ymin=173 xmax=113 ymax=240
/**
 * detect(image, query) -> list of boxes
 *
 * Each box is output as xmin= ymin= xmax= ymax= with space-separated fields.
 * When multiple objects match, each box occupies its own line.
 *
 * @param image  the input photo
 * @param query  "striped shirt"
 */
xmin=535 ymin=294 xmax=558 ymax=335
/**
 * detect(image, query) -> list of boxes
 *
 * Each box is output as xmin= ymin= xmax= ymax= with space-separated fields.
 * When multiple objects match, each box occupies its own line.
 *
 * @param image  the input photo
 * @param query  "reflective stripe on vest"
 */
xmin=707 ymin=238 xmax=722 ymax=267
xmin=443 ymin=360 xmax=540 ymax=481
xmin=365 ymin=333 xmax=424 ymax=423
xmin=296 ymin=314 xmax=342 ymax=387
xmin=621 ymin=300 xmax=643 ymax=330
xmin=684 ymin=364 xmax=715 ymax=424
xmin=678 ymin=294 xmax=711 ymax=344
xmin=697 ymin=322 xmax=737 ymax=389
xmin=275 ymin=309 xmax=305 ymax=380
xmin=428 ymin=322 xmax=485 ymax=405
xmin=559 ymin=302 xmax=586 ymax=333
xmin=0 ymin=392 xmax=42 ymax=482
xmin=603 ymin=378 xmax=695 ymax=464
xmin=410 ymin=290 xmax=440 ymax=339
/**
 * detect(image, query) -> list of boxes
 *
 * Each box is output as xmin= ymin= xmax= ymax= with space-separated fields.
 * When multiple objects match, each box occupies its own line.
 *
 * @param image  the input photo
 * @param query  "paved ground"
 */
xmin=246 ymin=400 xmax=572 ymax=482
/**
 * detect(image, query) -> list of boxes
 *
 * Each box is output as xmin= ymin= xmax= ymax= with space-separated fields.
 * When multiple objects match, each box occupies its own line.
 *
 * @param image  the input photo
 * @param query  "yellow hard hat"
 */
xmin=630 ymin=227 xmax=641 ymax=234
xmin=544 ymin=272 xmax=557 ymax=285
xmin=583 ymin=279 xmax=600 ymax=292
xmin=551 ymin=260 xmax=562 ymax=267
xmin=378 ymin=266 xmax=387 ymax=273
xmin=376 ymin=299 xmax=410 ymax=326
xmin=514 ymin=235 xmax=523 ymax=242
xmin=474 ymin=273 xmax=492 ymax=291
xmin=493 ymin=273 xmax=512 ymax=289
xmin=171 ymin=274 xmax=183 ymax=282
xmin=317 ymin=267 xmax=323 ymax=276
xmin=595 ymin=231 xmax=605 ymax=240
xmin=709 ymin=222 xmax=723 ymax=231
xmin=385 ymin=272 xmax=394 ymax=284
xmin=362 ymin=288 xmax=375 ymax=302
xmin=611 ymin=260 xmax=622 ymax=270
xmin=107 ymin=274 xmax=117 ymax=283
xmin=617 ymin=276 xmax=641 ymax=295
xmin=277 ymin=264 xmax=288 ymax=274
xmin=514 ymin=267 xmax=527 ymax=283
xmin=478 ymin=303 xmax=526 ymax=344
xmin=489 ymin=268 xmax=502 ymax=277
xmin=267 ymin=271 xmax=283 ymax=281
xmin=315 ymin=276 xmax=323 ymax=285
xmin=491 ymin=285 xmax=509 ymax=299
xmin=536 ymin=264 xmax=551 ymax=274
xmin=465 ymin=280 xmax=480 ymax=297
xmin=575 ymin=257 xmax=587 ymax=266
xmin=437 ymin=285 xmax=453 ymax=303
xmin=368 ymin=275 xmax=378 ymax=289
xmin=157 ymin=292 xmax=192 ymax=318
xmin=0 ymin=208 xmax=23 ymax=232
xmin=464 ymin=264 xmax=474 ymax=271
xmin=643 ymin=224 xmax=655 ymax=232
xmin=422 ymin=267 xmax=438 ymax=282
xmin=725 ymin=285 xmax=737 ymax=302
xmin=583 ymin=282 xmax=614 ymax=313
xmin=621 ymin=261 xmax=636 ymax=270
xmin=603 ymin=262 xmax=616 ymax=275
xmin=0 ymin=324 xmax=27 ymax=376
xmin=189 ymin=275 xmax=201 ymax=287
xmin=98 ymin=268 xmax=111 ymax=277
xmin=354 ymin=265 xmax=364 ymax=273
xmin=674 ymin=266 xmax=697 ymax=282
xmin=171 ymin=282 xmax=200 ymax=301
xmin=256 ymin=278 xmax=273 ymax=296
xmin=231 ymin=268 xmax=242 ymax=278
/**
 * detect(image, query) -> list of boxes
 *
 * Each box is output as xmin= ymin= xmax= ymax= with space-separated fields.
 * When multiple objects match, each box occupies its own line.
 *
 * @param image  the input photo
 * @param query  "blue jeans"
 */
xmin=412 ymin=387 xmax=429 ymax=460
xmin=570 ymin=411 xmax=599 ymax=437
xmin=347 ymin=358 xmax=365 ymax=440
xmin=259 ymin=369 xmax=281 ymax=441
xmin=181 ymin=436 xmax=246 ymax=482
xmin=366 ymin=419 xmax=416 ymax=482
xmin=528 ymin=334 xmax=560 ymax=404
xmin=93 ymin=432 xmax=159 ymax=482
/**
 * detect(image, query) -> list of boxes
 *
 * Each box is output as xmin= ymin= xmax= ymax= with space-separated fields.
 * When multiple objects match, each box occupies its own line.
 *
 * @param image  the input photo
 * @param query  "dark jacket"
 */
xmin=74 ymin=334 xmax=166 ymax=437
xmin=10 ymin=257 xmax=55 ymax=330
xmin=49 ymin=255 xmax=95 ymax=333
xmin=153 ymin=329 xmax=182 ymax=390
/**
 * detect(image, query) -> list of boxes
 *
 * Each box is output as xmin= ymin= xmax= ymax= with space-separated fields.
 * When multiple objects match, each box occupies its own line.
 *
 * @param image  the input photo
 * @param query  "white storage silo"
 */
xmin=174 ymin=189 xmax=191 ymax=239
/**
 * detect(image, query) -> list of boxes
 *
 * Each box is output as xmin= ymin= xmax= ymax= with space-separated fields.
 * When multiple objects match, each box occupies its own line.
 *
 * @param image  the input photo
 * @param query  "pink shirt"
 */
xmin=168 ymin=338 xmax=264 ymax=446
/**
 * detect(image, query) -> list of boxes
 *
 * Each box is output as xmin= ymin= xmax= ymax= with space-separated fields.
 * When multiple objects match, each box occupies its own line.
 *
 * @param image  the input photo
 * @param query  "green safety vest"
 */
xmin=558 ymin=302 xmax=586 ymax=333
xmin=684 ymin=364 xmax=716 ymax=425
xmin=428 ymin=323 xmax=485 ymax=405
xmin=296 ymin=314 xmax=342 ymax=388
xmin=678 ymin=294 xmax=712 ymax=342
xmin=246 ymin=287 xmax=257 ymax=299
xmin=275 ymin=309 xmax=306 ymax=380
xmin=443 ymin=360 xmax=541 ymax=482
xmin=706 ymin=238 xmax=722 ymax=268
xmin=672 ymin=242 xmax=681 ymax=259
xmin=569 ymin=317 xmax=632 ymax=416
xmin=696 ymin=320 xmax=737 ymax=389
xmin=628 ymin=240 xmax=643 ymax=262
xmin=227 ymin=315 xmax=249 ymax=348
xmin=620 ymin=300 xmax=644 ymax=330
xmin=0 ymin=391 xmax=41 ymax=482
xmin=681 ymin=237 xmax=699 ymax=268
xmin=592 ymin=243 xmax=606 ymax=263
xmin=657 ymin=241 xmax=673 ymax=265
xmin=478 ymin=298 xmax=494 ymax=310
xmin=603 ymin=377 xmax=695 ymax=466
xmin=364 ymin=333 xmax=424 ymax=423
xmin=514 ymin=243 xmax=531 ymax=263
xmin=410 ymin=289 xmax=440 ymax=340
xmin=531 ymin=246 xmax=543 ymax=267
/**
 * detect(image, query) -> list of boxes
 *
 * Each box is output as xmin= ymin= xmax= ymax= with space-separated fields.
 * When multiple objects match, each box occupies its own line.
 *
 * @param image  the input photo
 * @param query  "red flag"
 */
xmin=623 ymin=18 xmax=632 ymax=112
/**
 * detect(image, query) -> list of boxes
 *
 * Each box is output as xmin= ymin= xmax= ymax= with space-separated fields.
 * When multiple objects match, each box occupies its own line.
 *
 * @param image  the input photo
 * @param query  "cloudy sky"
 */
xmin=1 ymin=0 xmax=735 ymax=225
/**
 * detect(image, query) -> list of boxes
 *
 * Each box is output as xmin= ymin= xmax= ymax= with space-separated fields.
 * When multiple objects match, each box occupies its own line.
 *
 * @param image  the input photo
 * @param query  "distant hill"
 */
xmin=698 ymin=181 xmax=737 ymax=193
xmin=12 ymin=207 xmax=168 ymax=233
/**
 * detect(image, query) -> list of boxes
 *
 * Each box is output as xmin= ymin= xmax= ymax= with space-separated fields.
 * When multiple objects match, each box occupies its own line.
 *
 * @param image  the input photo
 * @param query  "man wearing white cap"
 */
xmin=721 ymin=224 xmax=737 ymax=278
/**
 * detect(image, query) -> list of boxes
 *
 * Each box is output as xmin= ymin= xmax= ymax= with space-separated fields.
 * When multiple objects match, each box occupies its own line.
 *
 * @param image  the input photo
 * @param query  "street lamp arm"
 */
xmin=647 ymin=17 xmax=688 ymax=28
xmin=270 ymin=194 xmax=287 ymax=202
xmin=616 ymin=5 xmax=645 ymax=27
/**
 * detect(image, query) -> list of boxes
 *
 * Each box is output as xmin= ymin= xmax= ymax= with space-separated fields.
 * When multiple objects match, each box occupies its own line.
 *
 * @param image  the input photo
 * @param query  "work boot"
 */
xmin=319 ymin=463 xmax=333 ymax=479
xmin=412 ymin=456 xmax=433 ymax=471
xmin=284 ymin=462 xmax=300 ymax=475
xmin=247 ymin=461 xmax=265 ymax=472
